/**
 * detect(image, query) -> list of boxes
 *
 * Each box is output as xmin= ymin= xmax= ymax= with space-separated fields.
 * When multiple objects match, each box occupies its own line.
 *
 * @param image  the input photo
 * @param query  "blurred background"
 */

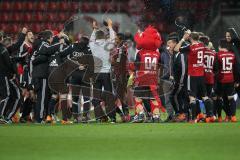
xmin=0 ymin=0 xmax=240 ymax=47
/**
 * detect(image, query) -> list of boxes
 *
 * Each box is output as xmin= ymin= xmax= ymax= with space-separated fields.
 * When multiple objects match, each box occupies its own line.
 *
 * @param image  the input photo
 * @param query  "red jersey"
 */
xmin=203 ymin=48 xmax=216 ymax=84
xmin=217 ymin=50 xmax=236 ymax=83
xmin=135 ymin=50 xmax=160 ymax=86
xmin=181 ymin=43 xmax=205 ymax=76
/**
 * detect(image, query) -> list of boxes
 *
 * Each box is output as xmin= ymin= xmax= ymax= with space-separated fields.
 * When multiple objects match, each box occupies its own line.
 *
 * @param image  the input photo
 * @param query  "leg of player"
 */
xmin=150 ymin=100 xmax=161 ymax=123
xmin=202 ymin=96 xmax=215 ymax=123
xmin=46 ymin=94 xmax=58 ymax=123
xmin=72 ymin=93 xmax=81 ymax=123
xmin=189 ymin=96 xmax=198 ymax=123
xmin=228 ymin=95 xmax=237 ymax=122
xmin=4 ymin=80 xmax=21 ymax=123
xmin=133 ymin=98 xmax=145 ymax=123
xmin=222 ymin=96 xmax=231 ymax=122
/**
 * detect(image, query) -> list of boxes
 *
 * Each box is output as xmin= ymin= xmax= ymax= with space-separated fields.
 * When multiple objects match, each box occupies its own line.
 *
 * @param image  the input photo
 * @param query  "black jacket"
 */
xmin=7 ymin=33 xmax=26 ymax=55
xmin=69 ymin=42 xmax=94 ymax=82
xmin=172 ymin=52 xmax=187 ymax=85
xmin=32 ymin=41 xmax=61 ymax=78
xmin=0 ymin=43 xmax=16 ymax=77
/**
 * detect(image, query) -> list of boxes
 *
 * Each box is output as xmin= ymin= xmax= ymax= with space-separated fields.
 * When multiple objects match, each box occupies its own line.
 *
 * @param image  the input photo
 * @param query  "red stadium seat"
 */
xmin=11 ymin=24 xmax=19 ymax=33
xmin=34 ymin=12 xmax=44 ymax=22
xmin=23 ymin=2 xmax=34 ymax=11
xmin=45 ymin=13 xmax=55 ymax=22
xmin=23 ymin=13 xmax=32 ymax=22
xmin=81 ymin=3 xmax=90 ymax=12
xmin=0 ymin=13 xmax=10 ymax=23
xmin=32 ymin=23 xmax=42 ymax=33
xmin=48 ymin=2 xmax=58 ymax=11
xmin=101 ymin=3 xmax=110 ymax=12
xmin=0 ymin=23 xmax=8 ymax=32
xmin=90 ymin=3 xmax=99 ymax=12
xmin=36 ymin=2 xmax=46 ymax=11
xmin=0 ymin=2 xmax=11 ymax=11
xmin=12 ymin=13 xmax=22 ymax=22
xmin=59 ymin=13 xmax=68 ymax=22
xmin=44 ymin=23 xmax=53 ymax=30
xmin=13 ymin=2 xmax=23 ymax=11
xmin=70 ymin=2 xmax=80 ymax=12
xmin=59 ymin=2 xmax=69 ymax=11
xmin=56 ymin=23 xmax=64 ymax=31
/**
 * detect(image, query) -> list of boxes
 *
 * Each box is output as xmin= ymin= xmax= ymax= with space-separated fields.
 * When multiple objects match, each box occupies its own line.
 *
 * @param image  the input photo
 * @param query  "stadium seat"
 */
xmin=13 ymin=2 xmax=23 ymax=11
xmin=44 ymin=22 xmax=53 ymax=30
xmin=70 ymin=2 xmax=80 ymax=12
xmin=81 ymin=3 xmax=90 ymax=12
xmin=59 ymin=2 xmax=69 ymax=11
xmin=12 ymin=13 xmax=22 ymax=22
xmin=31 ymin=23 xmax=42 ymax=33
xmin=0 ymin=23 xmax=8 ymax=32
xmin=23 ymin=2 xmax=34 ymax=11
xmin=23 ymin=13 xmax=32 ymax=22
xmin=0 ymin=2 xmax=11 ymax=11
xmin=11 ymin=24 xmax=19 ymax=33
xmin=34 ymin=12 xmax=44 ymax=22
xmin=90 ymin=3 xmax=99 ymax=12
xmin=59 ymin=13 xmax=69 ymax=22
xmin=48 ymin=2 xmax=58 ymax=11
xmin=36 ymin=2 xmax=46 ymax=11
xmin=0 ymin=13 xmax=10 ymax=23
xmin=101 ymin=3 xmax=111 ymax=12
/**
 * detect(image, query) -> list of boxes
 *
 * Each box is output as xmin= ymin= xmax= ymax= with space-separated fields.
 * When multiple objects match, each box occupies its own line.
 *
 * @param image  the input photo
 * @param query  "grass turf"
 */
xmin=0 ymin=122 xmax=240 ymax=160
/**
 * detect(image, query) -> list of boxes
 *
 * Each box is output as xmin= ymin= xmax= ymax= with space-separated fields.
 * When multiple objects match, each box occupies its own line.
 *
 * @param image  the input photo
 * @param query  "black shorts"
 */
xmin=134 ymin=86 xmax=157 ymax=99
xmin=206 ymin=84 xmax=214 ymax=97
xmin=218 ymin=83 xmax=235 ymax=97
xmin=20 ymin=67 xmax=31 ymax=88
xmin=187 ymin=76 xmax=206 ymax=98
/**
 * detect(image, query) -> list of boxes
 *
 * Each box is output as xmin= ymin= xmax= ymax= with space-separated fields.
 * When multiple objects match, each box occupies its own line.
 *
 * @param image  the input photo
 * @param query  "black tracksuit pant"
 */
xmin=92 ymin=73 xmax=116 ymax=120
xmin=0 ymin=76 xmax=21 ymax=120
xmin=170 ymin=83 xmax=188 ymax=114
xmin=33 ymin=78 xmax=50 ymax=122
xmin=70 ymin=73 xmax=91 ymax=118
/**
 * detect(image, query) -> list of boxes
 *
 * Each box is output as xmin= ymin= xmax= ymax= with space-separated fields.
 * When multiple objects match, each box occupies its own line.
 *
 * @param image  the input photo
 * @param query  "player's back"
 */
xmin=188 ymin=43 xmax=205 ymax=76
xmin=203 ymin=48 xmax=216 ymax=84
xmin=217 ymin=50 xmax=235 ymax=83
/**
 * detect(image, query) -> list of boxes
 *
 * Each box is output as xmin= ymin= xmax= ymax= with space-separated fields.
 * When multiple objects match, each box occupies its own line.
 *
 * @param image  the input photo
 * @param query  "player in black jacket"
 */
xmin=32 ymin=30 xmax=64 ymax=123
xmin=0 ymin=35 xmax=21 ymax=123
xmin=168 ymin=33 xmax=188 ymax=122
xmin=67 ymin=36 xmax=94 ymax=123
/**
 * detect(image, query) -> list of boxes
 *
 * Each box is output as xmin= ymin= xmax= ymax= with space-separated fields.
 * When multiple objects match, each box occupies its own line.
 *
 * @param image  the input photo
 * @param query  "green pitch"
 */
xmin=0 ymin=122 xmax=240 ymax=160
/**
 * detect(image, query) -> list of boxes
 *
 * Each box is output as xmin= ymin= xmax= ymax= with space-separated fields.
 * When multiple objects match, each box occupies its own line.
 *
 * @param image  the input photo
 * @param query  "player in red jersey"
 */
xmin=17 ymin=31 xmax=34 ymax=123
xmin=216 ymin=39 xmax=239 ymax=122
xmin=199 ymin=36 xmax=223 ymax=122
xmin=175 ymin=31 xmax=214 ymax=123
xmin=133 ymin=25 xmax=165 ymax=122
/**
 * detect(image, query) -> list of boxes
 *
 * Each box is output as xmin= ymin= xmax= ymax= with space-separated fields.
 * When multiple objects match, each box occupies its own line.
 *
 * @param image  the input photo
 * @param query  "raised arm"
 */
xmin=174 ymin=30 xmax=190 ymax=52
xmin=7 ymin=27 xmax=27 ymax=54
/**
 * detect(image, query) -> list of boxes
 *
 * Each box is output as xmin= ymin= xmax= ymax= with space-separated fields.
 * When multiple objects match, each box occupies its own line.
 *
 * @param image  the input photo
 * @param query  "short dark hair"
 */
xmin=190 ymin=32 xmax=199 ymax=41
xmin=219 ymin=39 xmax=232 ymax=51
xmin=95 ymin=30 xmax=105 ymax=40
xmin=117 ymin=33 xmax=126 ymax=41
xmin=167 ymin=32 xmax=179 ymax=43
xmin=199 ymin=36 xmax=209 ymax=46
xmin=40 ymin=30 xmax=53 ymax=41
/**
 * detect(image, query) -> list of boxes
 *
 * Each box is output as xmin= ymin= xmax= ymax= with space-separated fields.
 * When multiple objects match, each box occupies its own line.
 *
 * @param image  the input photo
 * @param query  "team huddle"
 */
xmin=0 ymin=18 xmax=239 ymax=124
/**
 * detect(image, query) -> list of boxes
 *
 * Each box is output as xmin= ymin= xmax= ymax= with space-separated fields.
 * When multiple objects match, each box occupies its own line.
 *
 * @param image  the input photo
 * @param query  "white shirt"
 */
xmin=89 ymin=27 xmax=116 ymax=73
